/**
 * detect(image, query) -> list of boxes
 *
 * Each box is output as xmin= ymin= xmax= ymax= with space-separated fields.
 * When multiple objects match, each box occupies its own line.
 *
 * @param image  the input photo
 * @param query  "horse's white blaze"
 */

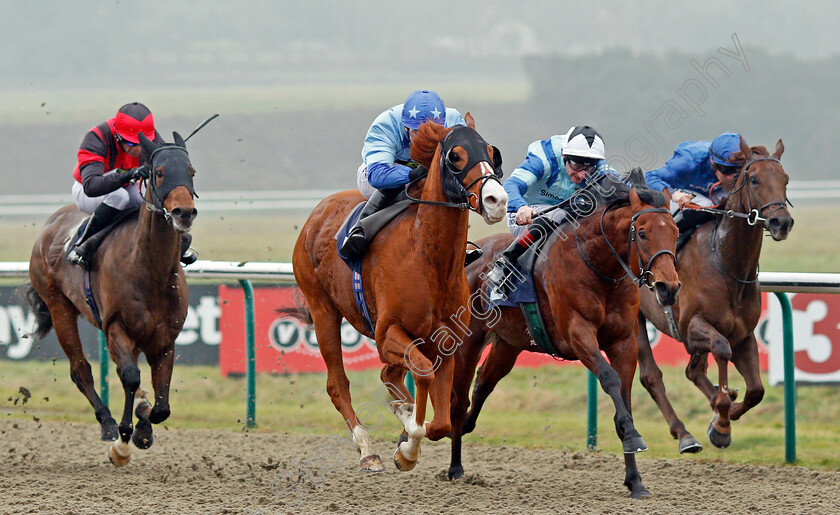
xmin=352 ymin=425 xmax=375 ymax=461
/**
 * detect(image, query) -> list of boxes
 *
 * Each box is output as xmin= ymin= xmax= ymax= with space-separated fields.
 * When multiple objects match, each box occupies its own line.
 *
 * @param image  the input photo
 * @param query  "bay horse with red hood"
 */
xmin=26 ymin=131 xmax=198 ymax=466
xmin=289 ymin=115 xmax=507 ymax=472
xmin=448 ymin=169 xmax=681 ymax=498
xmin=637 ymin=136 xmax=794 ymax=453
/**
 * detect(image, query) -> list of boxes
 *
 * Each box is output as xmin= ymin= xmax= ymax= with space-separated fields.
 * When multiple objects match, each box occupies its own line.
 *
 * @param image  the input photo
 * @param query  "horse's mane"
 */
xmin=595 ymin=174 xmax=668 ymax=209
xmin=409 ymin=121 xmax=452 ymax=168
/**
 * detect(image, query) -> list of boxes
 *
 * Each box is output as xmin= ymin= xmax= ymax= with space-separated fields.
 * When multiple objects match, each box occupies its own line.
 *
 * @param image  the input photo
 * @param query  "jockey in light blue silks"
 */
xmin=340 ymin=90 xmax=465 ymax=258
xmin=487 ymin=126 xmax=622 ymax=292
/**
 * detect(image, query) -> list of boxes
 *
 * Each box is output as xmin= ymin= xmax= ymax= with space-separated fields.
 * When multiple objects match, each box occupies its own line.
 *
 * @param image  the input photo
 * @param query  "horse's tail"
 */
xmin=276 ymin=288 xmax=313 ymax=326
xmin=21 ymin=283 xmax=53 ymax=340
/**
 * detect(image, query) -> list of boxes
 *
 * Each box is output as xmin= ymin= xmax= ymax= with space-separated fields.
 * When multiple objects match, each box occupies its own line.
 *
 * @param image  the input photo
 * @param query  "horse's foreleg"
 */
xmin=106 ymin=323 xmax=141 ymax=467
xmin=574 ymin=325 xmax=646 ymax=456
xmin=686 ymin=316 xmax=732 ymax=448
xmin=729 ymin=333 xmax=764 ymax=421
xmin=129 ymin=345 xmax=175 ymax=451
xmin=449 ymin=332 xmax=491 ymax=481
xmin=636 ymin=314 xmax=701 ymax=454
xmin=464 ymin=338 xmax=520 ymax=435
xmin=48 ymin=294 xmax=118 ymax=441
xmin=605 ymin=334 xmax=650 ymax=499
xmin=379 ymin=325 xmax=435 ymax=472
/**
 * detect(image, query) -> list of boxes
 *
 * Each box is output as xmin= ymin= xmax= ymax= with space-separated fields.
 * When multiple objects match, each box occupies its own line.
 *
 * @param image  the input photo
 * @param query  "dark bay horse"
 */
xmin=637 ymin=137 xmax=793 ymax=452
xmin=26 ymin=132 xmax=198 ymax=466
xmin=288 ymin=116 xmax=507 ymax=472
xmin=449 ymin=173 xmax=680 ymax=499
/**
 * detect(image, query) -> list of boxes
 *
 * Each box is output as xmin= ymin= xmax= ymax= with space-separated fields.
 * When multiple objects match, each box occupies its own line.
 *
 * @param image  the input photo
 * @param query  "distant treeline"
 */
xmin=523 ymin=44 xmax=839 ymax=178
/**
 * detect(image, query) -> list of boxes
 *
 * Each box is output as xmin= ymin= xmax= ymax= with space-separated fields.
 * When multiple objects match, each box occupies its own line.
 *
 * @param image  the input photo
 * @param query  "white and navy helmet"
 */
xmin=562 ymin=126 xmax=606 ymax=161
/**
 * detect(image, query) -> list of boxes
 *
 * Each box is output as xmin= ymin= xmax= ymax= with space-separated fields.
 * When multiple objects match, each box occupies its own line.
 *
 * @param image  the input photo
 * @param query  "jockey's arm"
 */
xmin=504 ymin=152 xmax=545 ymax=213
xmin=80 ymin=161 xmax=130 ymax=197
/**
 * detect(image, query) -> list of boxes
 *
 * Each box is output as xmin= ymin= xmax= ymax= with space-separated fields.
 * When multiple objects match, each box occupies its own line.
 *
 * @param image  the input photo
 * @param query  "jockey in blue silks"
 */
xmin=340 ymin=90 xmax=465 ymax=258
xmin=487 ymin=126 xmax=622 ymax=291
xmin=644 ymin=132 xmax=746 ymax=240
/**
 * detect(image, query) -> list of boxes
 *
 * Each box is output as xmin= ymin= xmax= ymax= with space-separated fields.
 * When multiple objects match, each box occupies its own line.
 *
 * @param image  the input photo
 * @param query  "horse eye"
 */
xmin=156 ymin=170 xmax=164 ymax=179
xmin=750 ymin=176 xmax=758 ymax=184
xmin=638 ymin=229 xmax=647 ymax=240
xmin=448 ymin=150 xmax=461 ymax=163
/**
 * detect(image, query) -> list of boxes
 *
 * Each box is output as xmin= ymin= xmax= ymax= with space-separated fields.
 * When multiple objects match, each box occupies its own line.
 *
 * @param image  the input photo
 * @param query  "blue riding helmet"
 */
xmin=710 ymin=132 xmax=742 ymax=165
xmin=401 ymin=90 xmax=446 ymax=130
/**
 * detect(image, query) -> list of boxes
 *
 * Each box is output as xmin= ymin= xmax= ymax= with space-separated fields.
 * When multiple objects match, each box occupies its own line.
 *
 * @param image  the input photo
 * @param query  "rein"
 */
xmin=575 ymin=200 xmax=675 ymax=289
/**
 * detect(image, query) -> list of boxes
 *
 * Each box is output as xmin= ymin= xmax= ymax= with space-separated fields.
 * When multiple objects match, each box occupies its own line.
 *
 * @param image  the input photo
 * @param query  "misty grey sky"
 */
xmin=1 ymin=0 xmax=838 ymax=90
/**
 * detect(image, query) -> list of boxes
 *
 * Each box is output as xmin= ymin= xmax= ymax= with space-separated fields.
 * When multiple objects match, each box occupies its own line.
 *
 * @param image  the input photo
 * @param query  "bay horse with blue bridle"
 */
xmin=26 ymin=131 xmax=198 ymax=466
xmin=637 ymin=136 xmax=793 ymax=452
xmin=448 ymin=170 xmax=681 ymax=498
xmin=289 ymin=115 xmax=507 ymax=472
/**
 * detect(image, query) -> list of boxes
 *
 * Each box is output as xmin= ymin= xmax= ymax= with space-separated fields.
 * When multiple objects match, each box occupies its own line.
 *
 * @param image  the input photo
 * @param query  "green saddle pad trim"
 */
xmin=519 ymin=301 xmax=559 ymax=357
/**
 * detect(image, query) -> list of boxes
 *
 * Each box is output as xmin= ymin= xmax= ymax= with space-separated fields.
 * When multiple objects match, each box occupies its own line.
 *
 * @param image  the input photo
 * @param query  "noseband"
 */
xmin=576 ymin=200 xmax=675 ymax=290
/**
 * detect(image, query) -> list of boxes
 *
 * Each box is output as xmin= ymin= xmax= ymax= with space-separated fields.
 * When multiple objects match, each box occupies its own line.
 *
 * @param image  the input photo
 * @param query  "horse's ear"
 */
xmin=629 ymin=187 xmax=643 ymax=209
xmin=739 ymin=135 xmax=752 ymax=160
xmin=627 ymin=166 xmax=645 ymax=188
xmin=173 ymin=131 xmax=186 ymax=148
xmin=464 ymin=112 xmax=475 ymax=129
xmin=773 ymin=138 xmax=784 ymax=159
xmin=662 ymin=187 xmax=672 ymax=203
xmin=138 ymin=132 xmax=156 ymax=155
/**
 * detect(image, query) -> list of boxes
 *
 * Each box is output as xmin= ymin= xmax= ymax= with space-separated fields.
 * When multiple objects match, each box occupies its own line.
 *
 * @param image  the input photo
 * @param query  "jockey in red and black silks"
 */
xmin=67 ymin=102 xmax=197 ymax=266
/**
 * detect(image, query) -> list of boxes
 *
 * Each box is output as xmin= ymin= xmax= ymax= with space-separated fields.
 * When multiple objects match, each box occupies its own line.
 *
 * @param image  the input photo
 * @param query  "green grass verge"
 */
xmin=2 ymin=360 xmax=837 ymax=470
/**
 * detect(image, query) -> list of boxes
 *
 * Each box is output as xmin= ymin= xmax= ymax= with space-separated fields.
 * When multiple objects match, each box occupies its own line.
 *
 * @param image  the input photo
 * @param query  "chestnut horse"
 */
xmin=290 ymin=116 xmax=507 ymax=472
xmin=637 ymin=137 xmax=793 ymax=452
xmin=26 ymin=132 xmax=198 ymax=466
xmin=449 ymin=173 xmax=680 ymax=499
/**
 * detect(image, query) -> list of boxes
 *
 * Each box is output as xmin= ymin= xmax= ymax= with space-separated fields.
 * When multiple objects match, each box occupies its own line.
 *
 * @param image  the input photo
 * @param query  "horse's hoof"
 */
xmin=631 ymin=486 xmax=652 ymax=499
xmin=678 ymin=434 xmax=703 ymax=454
xmin=623 ymin=435 xmax=648 ymax=454
xmin=131 ymin=419 xmax=154 ymax=450
xmin=108 ymin=444 xmax=131 ymax=467
xmin=448 ymin=465 xmax=464 ymax=480
xmin=359 ymin=454 xmax=384 ymax=472
xmin=393 ymin=446 xmax=417 ymax=472
xmin=397 ymin=433 xmax=408 ymax=446
xmin=100 ymin=418 xmax=119 ymax=442
xmin=707 ymin=421 xmax=731 ymax=449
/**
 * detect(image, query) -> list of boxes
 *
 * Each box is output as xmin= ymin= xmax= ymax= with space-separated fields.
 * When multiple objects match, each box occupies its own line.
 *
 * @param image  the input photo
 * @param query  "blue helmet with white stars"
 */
xmin=401 ymin=90 xmax=446 ymax=130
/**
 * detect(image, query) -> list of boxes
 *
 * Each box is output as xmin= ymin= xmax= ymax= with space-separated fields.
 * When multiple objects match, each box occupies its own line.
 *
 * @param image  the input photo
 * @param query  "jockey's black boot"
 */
xmin=67 ymin=203 xmax=122 ymax=267
xmin=180 ymin=233 xmax=198 ymax=265
xmin=673 ymin=209 xmax=714 ymax=253
xmin=465 ymin=245 xmax=483 ymax=267
xmin=340 ymin=186 xmax=401 ymax=259
xmin=486 ymin=217 xmax=557 ymax=294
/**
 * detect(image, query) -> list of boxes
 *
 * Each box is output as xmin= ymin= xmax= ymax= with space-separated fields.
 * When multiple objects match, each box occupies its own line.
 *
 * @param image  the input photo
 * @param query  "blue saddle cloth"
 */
xmin=486 ymin=261 xmax=537 ymax=308
xmin=335 ymin=202 xmax=375 ymax=334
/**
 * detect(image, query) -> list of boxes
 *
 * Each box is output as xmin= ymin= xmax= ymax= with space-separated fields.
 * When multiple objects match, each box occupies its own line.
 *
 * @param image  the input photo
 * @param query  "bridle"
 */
xmin=575 ymin=199 xmax=675 ymax=290
xmin=142 ymin=143 xmax=196 ymax=224
xmin=405 ymin=126 xmax=503 ymax=213
xmin=706 ymin=155 xmax=791 ymax=284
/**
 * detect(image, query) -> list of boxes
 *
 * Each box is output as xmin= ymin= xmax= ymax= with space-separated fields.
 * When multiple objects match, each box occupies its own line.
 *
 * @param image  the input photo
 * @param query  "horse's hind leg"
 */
xmin=463 ymin=338 xmax=520 ymax=434
xmin=105 ymin=323 xmax=142 ymax=466
xmin=636 ymin=314 xmax=702 ymax=454
xmin=312 ymin=299 xmax=383 ymax=472
xmin=448 ymin=332 xmax=489 ymax=480
xmin=729 ymin=333 xmax=764 ymax=421
xmin=47 ymin=293 xmax=118 ymax=441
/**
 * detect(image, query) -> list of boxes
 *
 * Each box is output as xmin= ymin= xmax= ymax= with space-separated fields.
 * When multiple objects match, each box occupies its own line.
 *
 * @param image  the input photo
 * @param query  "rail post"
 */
xmin=239 ymin=279 xmax=257 ymax=428
xmin=98 ymin=331 xmax=109 ymax=407
xmin=774 ymin=292 xmax=796 ymax=463
xmin=586 ymin=370 xmax=597 ymax=449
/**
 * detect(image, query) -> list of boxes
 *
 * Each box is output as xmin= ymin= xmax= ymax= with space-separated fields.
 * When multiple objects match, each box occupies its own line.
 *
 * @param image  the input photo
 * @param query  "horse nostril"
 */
xmin=769 ymin=218 xmax=781 ymax=231
xmin=171 ymin=207 xmax=183 ymax=218
xmin=189 ymin=207 xmax=198 ymax=220
xmin=485 ymin=195 xmax=499 ymax=206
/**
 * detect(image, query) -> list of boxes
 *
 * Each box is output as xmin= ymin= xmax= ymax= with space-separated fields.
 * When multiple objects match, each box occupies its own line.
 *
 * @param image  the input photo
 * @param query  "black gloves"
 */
xmin=408 ymin=165 xmax=428 ymax=183
xmin=118 ymin=166 xmax=149 ymax=185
